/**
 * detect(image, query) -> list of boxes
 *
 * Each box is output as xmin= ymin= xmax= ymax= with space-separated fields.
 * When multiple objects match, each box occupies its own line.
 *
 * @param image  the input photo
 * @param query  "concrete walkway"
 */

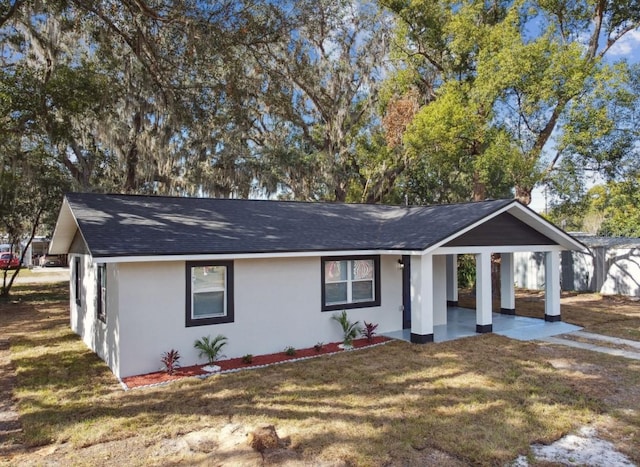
xmin=12 ymin=267 xmax=68 ymax=284
xmin=541 ymin=331 xmax=640 ymax=361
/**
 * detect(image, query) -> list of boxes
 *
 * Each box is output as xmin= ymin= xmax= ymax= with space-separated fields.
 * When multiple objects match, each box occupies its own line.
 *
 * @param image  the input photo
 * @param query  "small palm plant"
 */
xmin=332 ymin=310 xmax=361 ymax=348
xmin=194 ymin=334 xmax=228 ymax=364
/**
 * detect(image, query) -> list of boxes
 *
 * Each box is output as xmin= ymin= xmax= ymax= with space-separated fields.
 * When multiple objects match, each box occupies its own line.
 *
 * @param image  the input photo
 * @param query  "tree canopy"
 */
xmin=1 ymin=0 xmax=639 ymax=277
xmin=547 ymin=175 xmax=640 ymax=237
xmin=383 ymin=0 xmax=640 ymax=205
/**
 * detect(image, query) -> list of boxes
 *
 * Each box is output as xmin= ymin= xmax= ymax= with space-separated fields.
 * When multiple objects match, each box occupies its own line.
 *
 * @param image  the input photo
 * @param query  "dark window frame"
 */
xmin=74 ymin=257 xmax=81 ymax=306
xmin=96 ymin=263 xmax=106 ymax=323
xmin=185 ymin=260 xmax=234 ymax=327
xmin=321 ymin=255 xmax=381 ymax=312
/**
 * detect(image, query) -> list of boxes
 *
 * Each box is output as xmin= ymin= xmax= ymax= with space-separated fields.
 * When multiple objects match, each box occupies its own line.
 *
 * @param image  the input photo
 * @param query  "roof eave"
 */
xmin=88 ymin=248 xmax=423 ymax=264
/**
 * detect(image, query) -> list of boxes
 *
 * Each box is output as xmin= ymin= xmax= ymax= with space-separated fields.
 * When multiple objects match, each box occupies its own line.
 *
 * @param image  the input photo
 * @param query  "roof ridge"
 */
xmin=65 ymin=192 xmax=515 ymax=209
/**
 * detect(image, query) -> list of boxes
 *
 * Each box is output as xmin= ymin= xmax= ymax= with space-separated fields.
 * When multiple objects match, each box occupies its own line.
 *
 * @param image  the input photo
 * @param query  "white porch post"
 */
xmin=500 ymin=252 xmax=515 ymax=315
xmin=433 ymin=255 xmax=447 ymax=326
xmin=446 ymin=254 xmax=458 ymax=306
xmin=475 ymin=252 xmax=493 ymax=333
xmin=410 ymin=254 xmax=434 ymax=343
xmin=544 ymin=251 xmax=561 ymax=321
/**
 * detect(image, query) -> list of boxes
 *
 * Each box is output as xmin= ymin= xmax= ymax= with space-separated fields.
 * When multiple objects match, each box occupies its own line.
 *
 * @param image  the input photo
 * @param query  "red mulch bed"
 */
xmin=121 ymin=336 xmax=390 ymax=390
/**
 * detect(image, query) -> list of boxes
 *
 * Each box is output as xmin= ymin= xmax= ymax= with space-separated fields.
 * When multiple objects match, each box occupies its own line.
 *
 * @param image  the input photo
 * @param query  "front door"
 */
xmin=402 ymin=255 xmax=411 ymax=329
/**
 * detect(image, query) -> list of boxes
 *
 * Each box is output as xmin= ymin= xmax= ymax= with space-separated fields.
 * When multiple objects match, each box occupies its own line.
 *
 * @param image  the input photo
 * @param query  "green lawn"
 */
xmin=1 ymin=283 xmax=639 ymax=466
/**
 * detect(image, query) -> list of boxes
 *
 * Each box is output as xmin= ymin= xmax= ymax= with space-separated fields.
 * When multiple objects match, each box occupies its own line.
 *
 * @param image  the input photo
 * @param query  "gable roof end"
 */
xmin=423 ymin=200 xmax=585 ymax=253
xmin=49 ymin=198 xmax=79 ymax=255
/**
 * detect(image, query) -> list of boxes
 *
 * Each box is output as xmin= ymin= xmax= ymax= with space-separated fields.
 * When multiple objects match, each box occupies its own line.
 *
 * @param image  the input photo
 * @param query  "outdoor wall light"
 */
xmin=397 ymin=259 xmax=404 ymax=270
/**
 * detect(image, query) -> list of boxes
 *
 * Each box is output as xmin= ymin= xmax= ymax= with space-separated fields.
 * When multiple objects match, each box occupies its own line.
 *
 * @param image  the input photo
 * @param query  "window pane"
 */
xmin=193 ymin=291 xmax=225 ymax=317
xmin=191 ymin=266 xmax=226 ymax=318
xmin=325 ymin=282 xmax=347 ymax=304
xmin=325 ymin=260 xmax=347 ymax=282
xmin=352 ymin=280 xmax=374 ymax=302
xmin=97 ymin=264 xmax=106 ymax=322
xmin=193 ymin=266 xmax=225 ymax=292
xmin=352 ymin=260 xmax=374 ymax=280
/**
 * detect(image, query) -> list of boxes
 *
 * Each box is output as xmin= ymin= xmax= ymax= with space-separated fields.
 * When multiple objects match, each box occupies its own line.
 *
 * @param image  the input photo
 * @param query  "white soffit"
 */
xmin=90 ymin=249 xmax=421 ymax=264
xmin=49 ymin=199 xmax=78 ymax=255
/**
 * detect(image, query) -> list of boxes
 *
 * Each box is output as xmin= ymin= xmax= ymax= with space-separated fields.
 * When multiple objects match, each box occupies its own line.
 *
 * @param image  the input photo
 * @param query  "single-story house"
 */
xmin=49 ymin=193 xmax=584 ymax=378
xmin=515 ymin=235 xmax=640 ymax=297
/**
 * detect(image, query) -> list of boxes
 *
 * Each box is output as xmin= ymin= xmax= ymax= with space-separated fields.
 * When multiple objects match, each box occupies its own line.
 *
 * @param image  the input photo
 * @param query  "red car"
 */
xmin=0 ymin=253 xmax=20 ymax=269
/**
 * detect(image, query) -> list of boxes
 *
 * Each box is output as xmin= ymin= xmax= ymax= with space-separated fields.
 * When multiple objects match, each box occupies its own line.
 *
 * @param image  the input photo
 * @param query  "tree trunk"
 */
xmin=1 ymin=207 xmax=43 ymax=297
xmin=472 ymin=171 xmax=486 ymax=201
xmin=124 ymin=111 xmax=142 ymax=193
xmin=334 ymin=183 xmax=347 ymax=202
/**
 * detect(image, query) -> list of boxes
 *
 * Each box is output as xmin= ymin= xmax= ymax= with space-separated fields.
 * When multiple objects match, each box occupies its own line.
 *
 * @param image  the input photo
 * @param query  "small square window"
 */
xmin=321 ymin=256 xmax=380 ymax=311
xmin=186 ymin=261 xmax=234 ymax=326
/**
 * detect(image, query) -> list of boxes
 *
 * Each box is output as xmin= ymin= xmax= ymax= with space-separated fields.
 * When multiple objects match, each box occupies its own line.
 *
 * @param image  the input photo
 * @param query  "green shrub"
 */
xmin=194 ymin=334 xmax=228 ymax=364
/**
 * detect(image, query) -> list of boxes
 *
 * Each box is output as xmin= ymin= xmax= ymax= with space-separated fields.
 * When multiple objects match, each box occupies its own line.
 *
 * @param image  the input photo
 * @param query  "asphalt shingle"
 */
xmin=65 ymin=193 xmax=516 ymax=258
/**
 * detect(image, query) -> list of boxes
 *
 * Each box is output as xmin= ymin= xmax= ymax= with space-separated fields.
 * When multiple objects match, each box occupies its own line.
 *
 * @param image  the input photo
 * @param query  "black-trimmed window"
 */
xmin=186 ymin=261 xmax=234 ymax=327
xmin=74 ymin=257 xmax=81 ymax=306
xmin=96 ymin=263 xmax=106 ymax=323
xmin=321 ymin=255 xmax=381 ymax=311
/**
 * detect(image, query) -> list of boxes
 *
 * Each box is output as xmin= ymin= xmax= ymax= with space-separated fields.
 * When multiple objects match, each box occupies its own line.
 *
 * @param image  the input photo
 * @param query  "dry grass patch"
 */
xmin=2 ymin=284 xmax=640 ymax=466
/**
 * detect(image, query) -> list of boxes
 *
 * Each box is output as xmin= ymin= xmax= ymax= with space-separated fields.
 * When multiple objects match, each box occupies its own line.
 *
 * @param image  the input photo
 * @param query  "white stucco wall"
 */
xmin=69 ymin=255 xmax=120 ymax=375
xmin=114 ymin=255 xmax=404 ymax=378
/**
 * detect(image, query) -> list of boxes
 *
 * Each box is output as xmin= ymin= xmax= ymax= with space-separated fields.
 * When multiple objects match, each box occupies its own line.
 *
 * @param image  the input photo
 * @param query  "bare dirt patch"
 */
xmin=514 ymin=425 xmax=635 ymax=466
xmin=0 ymin=339 xmax=22 ymax=457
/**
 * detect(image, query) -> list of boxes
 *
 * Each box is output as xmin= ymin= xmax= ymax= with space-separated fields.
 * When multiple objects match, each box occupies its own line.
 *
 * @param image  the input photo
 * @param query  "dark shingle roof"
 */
xmin=572 ymin=234 xmax=640 ymax=248
xmin=64 ymin=193 xmax=516 ymax=258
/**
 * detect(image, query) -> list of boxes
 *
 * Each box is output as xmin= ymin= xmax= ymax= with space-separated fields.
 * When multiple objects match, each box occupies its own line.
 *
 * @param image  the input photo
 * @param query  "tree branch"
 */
xmin=0 ymin=0 xmax=25 ymax=28
xmin=587 ymin=0 xmax=606 ymax=59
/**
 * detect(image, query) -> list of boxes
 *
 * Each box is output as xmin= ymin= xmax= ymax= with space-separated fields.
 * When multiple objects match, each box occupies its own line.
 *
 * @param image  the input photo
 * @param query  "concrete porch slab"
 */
xmin=383 ymin=307 xmax=582 ymax=343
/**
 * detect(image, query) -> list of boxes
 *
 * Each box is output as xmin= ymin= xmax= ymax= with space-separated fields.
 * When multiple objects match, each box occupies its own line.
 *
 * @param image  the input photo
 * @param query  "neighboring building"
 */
xmin=515 ymin=235 xmax=640 ymax=297
xmin=23 ymin=237 xmax=54 ymax=267
xmin=50 ymin=193 xmax=583 ymax=378
xmin=0 ymin=237 xmax=65 ymax=268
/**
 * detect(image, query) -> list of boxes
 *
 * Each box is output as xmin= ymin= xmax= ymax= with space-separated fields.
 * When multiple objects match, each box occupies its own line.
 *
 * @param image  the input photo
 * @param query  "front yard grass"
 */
xmin=1 ymin=283 xmax=639 ymax=465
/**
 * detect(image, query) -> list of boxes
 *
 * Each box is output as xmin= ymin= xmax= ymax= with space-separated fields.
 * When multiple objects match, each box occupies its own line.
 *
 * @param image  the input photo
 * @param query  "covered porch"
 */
xmin=405 ymin=249 xmax=569 ymax=343
xmin=385 ymin=305 xmax=581 ymax=343
xmin=398 ymin=203 xmax=586 ymax=344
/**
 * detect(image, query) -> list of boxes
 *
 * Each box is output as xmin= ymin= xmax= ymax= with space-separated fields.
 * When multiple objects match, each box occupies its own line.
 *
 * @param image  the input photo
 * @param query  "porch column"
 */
xmin=475 ymin=252 xmax=493 ymax=333
xmin=544 ymin=251 xmax=561 ymax=322
xmin=410 ymin=254 xmax=434 ymax=343
xmin=446 ymin=254 xmax=458 ymax=306
xmin=433 ymin=255 xmax=447 ymax=325
xmin=500 ymin=253 xmax=515 ymax=315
